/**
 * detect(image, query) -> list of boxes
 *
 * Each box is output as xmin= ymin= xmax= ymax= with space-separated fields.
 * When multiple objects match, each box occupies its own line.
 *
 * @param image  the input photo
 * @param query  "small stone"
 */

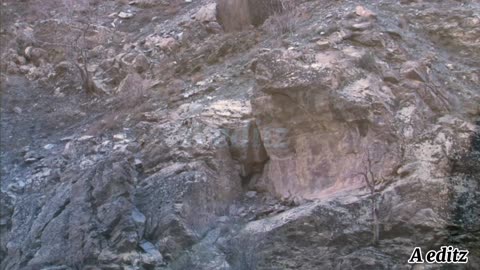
xmin=218 ymin=216 xmax=229 ymax=223
xmin=60 ymin=136 xmax=74 ymax=142
xmin=113 ymin=134 xmax=127 ymax=141
xmin=174 ymin=203 xmax=183 ymax=213
xmin=54 ymin=87 xmax=65 ymax=97
xmin=8 ymin=182 xmax=24 ymax=193
xmin=246 ymin=191 xmax=257 ymax=198
xmin=316 ymin=40 xmax=330 ymax=50
xmin=195 ymin=3 xmax=217 ymax=23
xmin=134 ymin=158 xmax=143 ymax=169
xmin=401 ymin=61 xmax=426 ymax=82
xmin=383 ymin=71 xmax=400 ymax=84
xmin=78 ymin=135 xmax=94 ymax=141
xmin=24 ymin=151 xmax=40 ymax=163
xmin=237 ymin=206 xmax=246 ymax=215
xmin=132 ymin=208 xmax=146 ymax=224
xmin=118 ymin=11 xmax=134 ymax=19
xmin=13 ymin=106 xmax=22 ymax=114
xmin=43 ymin=144 xmax=55 ymax=150
xmin=113 ymin=144 xmax=128 ymax=151
xmin=140 ymin=240 xmax=163 ymax=261
xmin=397 ymin=162 xmax=419 ymax=177
xmin=195 ymin=80 xmax=207 ymax=86
xmin=157 ymin=37 xmax=177 ymax=51
xmin=133 ymin=53 xmax=149 ymax=73
xmin=350 ymin=22 xmax=372 ymax=31
xmin=15 ymin=55 xmax=26 ymax=65
xmin=355 ymin=6 xmax=376 ymax=18
xmin=24 ymin=46 xmax=47 ymax=63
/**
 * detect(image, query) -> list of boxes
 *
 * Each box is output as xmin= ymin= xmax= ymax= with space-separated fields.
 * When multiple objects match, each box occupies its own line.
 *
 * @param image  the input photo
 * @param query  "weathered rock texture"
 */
xmin=1 ymin=0 xmax=479 ymax=269
xmin=216 ymin=0 xmax=284 ymax=31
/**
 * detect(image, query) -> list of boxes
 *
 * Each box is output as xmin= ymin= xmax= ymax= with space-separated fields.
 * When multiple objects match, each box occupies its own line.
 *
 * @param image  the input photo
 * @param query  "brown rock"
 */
xmin=160 ymin=37 xmax=178 ymax=51
xmin=216 ymin=0 xmax=284 ymax=32
xmin=383 ymin=71 xmax=400 ymax=84
xmin=133 ymin=53 xmax=150 ymax=74
xmin=355 ymin=5 xmax=376 ymax=18
xmin=14 ymin=55 xmax=26 ymax=65
xmin=401 ymin=61 xmax=426 ymax=82
xmin=251 ymin=49 xmax=400 ymax=200
xmin=116 ymin=73 xmax=144 ymax=94
xmin=24 ymin=46 xmax=48 ymax=66
xmin=195 ymin=3 xmax=217 ymax=23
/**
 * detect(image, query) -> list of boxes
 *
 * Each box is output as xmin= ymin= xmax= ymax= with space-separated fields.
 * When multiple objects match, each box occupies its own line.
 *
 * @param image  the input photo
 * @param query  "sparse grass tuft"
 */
xmin=266 ymin=0 xmax=298 ymax=35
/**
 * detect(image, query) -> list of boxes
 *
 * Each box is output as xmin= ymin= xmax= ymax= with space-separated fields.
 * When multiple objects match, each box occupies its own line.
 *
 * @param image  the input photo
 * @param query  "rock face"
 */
xmin=216 ymin=0 xmax=284 ymax=31
xmin=1 ymin=0 xmax=480 ymax=269
xmin=3 ymin=154 xmax=140 ymax=269
xmin=251 ymin=48 xmax=403 ymax=199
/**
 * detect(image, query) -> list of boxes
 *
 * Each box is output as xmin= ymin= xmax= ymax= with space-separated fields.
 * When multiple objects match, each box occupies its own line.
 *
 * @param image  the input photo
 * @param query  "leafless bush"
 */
xmin=354 ymin=146 xmax=389 ymax=245
xmin=263 ymin=0 xmax=299 ymax=36
xmin=32 ymin=0 xmax=102 ymax=95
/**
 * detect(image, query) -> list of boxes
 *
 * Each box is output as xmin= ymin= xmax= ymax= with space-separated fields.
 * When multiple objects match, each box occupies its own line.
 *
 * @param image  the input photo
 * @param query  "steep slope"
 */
xmin=1 ymin=0 xmax=479 ymax=269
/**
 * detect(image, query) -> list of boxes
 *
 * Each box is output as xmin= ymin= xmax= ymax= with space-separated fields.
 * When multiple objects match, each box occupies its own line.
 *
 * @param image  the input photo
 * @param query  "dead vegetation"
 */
xmin=263 ymin=0 xmax=300 ymax=36
xmin=31 ymin=0 xmax=108 ymax=95
xmin=85 ymin=79 xmax=152 ymax=135
xmin=354 ymin=146 xmax=390 ymax=245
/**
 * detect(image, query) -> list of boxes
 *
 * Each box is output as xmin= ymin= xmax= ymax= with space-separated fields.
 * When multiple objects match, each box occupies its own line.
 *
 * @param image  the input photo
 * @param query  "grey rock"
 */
xmin=118 ymin=11 xmax=134 ymax=19
xmin=245 ymin=191 xmax=257 ymax=198
xmin=132 ymin=207 xmax=146 ymax=224
xmin=1 ymin=1 xmax=480 ymax=270
xmin=139 ymin=240 xmax=163 ymax=261
xmin=43 ymin=144 xmax=55 ymax=150
xmin=13 ymin=107 xmax=22 ymax=114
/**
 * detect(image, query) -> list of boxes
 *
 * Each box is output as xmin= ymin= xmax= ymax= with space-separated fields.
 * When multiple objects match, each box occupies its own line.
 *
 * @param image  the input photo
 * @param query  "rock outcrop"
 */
xmin=1 ymin=0 xmax=479 ymax=269
xmin=216 ymin=0 xmax=284 ymax=31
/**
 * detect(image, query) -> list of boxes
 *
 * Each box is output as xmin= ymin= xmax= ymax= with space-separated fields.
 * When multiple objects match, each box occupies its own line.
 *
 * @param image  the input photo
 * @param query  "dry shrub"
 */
xmin=86 ymin=74 xmax=151 ymax=135
xmin=263 ymin=0 xmax=299 ymax=36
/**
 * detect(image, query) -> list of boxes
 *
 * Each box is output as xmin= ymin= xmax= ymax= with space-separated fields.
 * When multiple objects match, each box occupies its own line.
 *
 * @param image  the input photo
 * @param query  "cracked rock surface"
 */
xmin=1 ymin=0 xmax=479 ymax=269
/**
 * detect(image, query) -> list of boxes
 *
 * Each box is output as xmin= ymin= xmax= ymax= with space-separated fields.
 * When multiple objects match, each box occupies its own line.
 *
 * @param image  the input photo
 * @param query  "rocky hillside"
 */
xmin=1 ymin=0 xmax=479 ymax=269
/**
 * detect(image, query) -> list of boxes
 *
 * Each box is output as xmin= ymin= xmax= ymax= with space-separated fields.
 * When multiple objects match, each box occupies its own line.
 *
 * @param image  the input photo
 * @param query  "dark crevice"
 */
xmin=39 ymin=198 xmax=71 ymax=236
